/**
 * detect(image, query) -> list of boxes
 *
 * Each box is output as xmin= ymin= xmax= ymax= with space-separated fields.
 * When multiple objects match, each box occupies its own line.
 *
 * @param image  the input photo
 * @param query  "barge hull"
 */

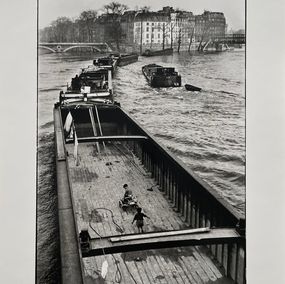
xmin=54 ymin=103 xmax=245 ymax=284
xmin=117 ymin=54 xmax=139 ymax=66
xmin=54 ymin=108 xmax=84 ymax=284
xmin=142 ymin=48 xmax=173 ymax=56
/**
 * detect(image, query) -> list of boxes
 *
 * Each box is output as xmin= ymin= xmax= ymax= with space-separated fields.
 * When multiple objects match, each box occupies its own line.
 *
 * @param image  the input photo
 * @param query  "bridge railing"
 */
xmin=38 ymin=42 xmax=112 ymax=53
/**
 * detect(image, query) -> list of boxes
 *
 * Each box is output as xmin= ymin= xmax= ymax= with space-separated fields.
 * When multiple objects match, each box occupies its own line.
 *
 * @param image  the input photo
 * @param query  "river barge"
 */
xmin=142 ymin=48 xmax=173 ymax=57
xmin=67 ymin=66 xmax=112 ymax=95
xmin=54 ymin=83 xmax=245 ymax=283
xmin=110 ymin=53 xmax=139 ymax=67
xmin=93 ymin=56 xmax=118 ymax=75
xmin=142 ymin=64 xmax=182 ymax=87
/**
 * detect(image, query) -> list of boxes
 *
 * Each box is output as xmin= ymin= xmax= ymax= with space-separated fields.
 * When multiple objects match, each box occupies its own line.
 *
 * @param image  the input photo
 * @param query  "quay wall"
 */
xmin=121 ymin=108 xmax=246 ymax=284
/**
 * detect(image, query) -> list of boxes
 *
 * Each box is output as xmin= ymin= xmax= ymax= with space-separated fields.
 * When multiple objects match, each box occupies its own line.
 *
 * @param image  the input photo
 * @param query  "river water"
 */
xmin=37 ymin=50 xmax=245 ymax=283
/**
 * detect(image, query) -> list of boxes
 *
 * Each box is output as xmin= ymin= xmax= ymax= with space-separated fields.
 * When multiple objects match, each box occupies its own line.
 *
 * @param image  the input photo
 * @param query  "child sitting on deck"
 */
xmin=132 ymin=207 xmax=150 ymax=233
xmin=123 ymin=184 xmax=133 ymax=203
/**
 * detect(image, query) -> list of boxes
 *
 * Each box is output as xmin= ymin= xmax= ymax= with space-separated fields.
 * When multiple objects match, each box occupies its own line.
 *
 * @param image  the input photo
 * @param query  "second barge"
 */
xmin=110 ymin=53 xmax=139 ymax=67
xmin=142 ymin=64 xmax=182 ymax=87
xmin=142 ymin=48 xmax=173 ymax=57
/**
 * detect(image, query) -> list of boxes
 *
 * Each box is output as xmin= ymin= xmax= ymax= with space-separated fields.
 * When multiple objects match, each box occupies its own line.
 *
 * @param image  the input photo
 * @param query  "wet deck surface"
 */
xmin=66 ymin=142 xmax=233 ymax=283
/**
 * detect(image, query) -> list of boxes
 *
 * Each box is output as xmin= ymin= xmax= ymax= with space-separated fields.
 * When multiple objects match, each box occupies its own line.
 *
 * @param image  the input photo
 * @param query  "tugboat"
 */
xmin=142 ymin=64 xmax=181 ymax=87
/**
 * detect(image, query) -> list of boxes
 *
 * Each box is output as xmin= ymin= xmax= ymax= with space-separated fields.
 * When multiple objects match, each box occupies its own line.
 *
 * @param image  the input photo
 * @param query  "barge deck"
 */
xmin=54 ymin=54 xmax=245 ymax=283
xmin=65 ymin=141 xmax=235 ymax=283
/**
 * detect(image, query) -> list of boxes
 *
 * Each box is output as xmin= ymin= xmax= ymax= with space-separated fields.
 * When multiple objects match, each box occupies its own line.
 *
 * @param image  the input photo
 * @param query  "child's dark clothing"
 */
xmin=133 ymin=212 xmax=147 ymax=228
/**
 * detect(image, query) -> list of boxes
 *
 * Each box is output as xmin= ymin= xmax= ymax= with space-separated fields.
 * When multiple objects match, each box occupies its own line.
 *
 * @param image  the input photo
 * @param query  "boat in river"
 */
xmin=109 ymin=53 xmax=139 ymax=67
xmin=53 ymin=61 xmax=245 ymax=284
xmin=66 ymin=65 xmax=112 ymax=97
xmin=185 ymin=84 xmax=202 ymax=92
xmin=142 ymin=48 xmax=173 ymax=57
xmin=142 ymin=64 xmax=182 ymax=87
xmin=93 ymin=56 xmax=118 ymax=75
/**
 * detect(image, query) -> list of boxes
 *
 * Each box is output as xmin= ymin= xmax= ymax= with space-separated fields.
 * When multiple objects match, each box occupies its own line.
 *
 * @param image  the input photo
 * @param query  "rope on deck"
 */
xmin=88 ymin=208 xmax=124 ymax=283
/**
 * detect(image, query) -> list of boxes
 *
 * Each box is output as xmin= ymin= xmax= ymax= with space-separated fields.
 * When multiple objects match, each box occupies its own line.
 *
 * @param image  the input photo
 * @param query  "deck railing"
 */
xmin=122 ymin=111 xmax=246 ymax=284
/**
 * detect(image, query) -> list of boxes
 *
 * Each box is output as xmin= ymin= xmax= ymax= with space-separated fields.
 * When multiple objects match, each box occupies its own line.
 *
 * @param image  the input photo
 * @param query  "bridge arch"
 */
xmin=63 ymin=46 xmax=102 ymax=53
xmin=38 ymin=46 xmax=56 ymax=53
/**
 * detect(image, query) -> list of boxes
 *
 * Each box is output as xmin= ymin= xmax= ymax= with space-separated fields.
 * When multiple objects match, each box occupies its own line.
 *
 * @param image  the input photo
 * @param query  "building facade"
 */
xmin=120 ymin=11 xmax=136 ymax=47
xmin=93 ymin=7 xmax=227 ymax=52
xmin=133 ymin=12 xmax=170 ymax=50
xmin=169 ymin=10 xmax=196 ymax=48
xmin=195 ymin=11 xmax=226 ymax=42
xmin=94 ymin=14 xmax=112 ymax=43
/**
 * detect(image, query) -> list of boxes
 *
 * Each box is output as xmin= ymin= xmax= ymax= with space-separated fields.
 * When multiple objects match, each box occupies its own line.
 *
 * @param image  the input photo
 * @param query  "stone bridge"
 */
xmin=38 ymin=42 xmax=112 ymax=53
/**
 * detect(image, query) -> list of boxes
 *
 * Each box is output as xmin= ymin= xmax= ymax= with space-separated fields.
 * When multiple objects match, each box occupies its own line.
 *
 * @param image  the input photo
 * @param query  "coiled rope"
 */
xmin=89 ymin=208 xmax=124 ymax=283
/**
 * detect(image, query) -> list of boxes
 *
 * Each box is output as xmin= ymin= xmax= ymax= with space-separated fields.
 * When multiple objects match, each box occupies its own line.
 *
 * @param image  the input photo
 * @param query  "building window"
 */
xmin=146 ymin=33 xmax=149 ymax=38
xmin=146 ymin=40 xmax=149 ymax=43
xmin=146 ymin=27 xmax=149 ymax=32
xmin=146 ymin=22 xmax=149 ymax=25
xmin=152 ymin=23 xmax=154 ymax=26
xmin=152 ymin=27 xmax=154 ymax=32
xmin=158 ymin=33 xmax=160 ymax=38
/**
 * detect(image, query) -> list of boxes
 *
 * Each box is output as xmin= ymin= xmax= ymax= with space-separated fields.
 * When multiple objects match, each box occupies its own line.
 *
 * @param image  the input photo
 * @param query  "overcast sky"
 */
xmin=39 ymin=0 xmax=245 ymax=31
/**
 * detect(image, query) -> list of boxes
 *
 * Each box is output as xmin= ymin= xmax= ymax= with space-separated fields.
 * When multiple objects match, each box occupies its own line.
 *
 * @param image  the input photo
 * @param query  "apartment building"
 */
xmin=93 ymin=7 xmax=227 ymax=51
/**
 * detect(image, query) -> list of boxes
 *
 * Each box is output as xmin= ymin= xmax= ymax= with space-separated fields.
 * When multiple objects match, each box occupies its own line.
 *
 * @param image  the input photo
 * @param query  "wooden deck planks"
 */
xmin=141 ymin=255 xmax=162 ymax=283
xmin=147 ymin=255 xmax=168 ymax=284
xmin=66 ymin=142 xmax=232 ymax=283
xmin=177 ymin=257 xmax=198 ymax=284
xmin=134 ymin=260 xmax=152 ymax=284
xmin=193 ymin=251 xmax=217 ymax=281
xmin=155 ymin=255 xmax=182 ymax=284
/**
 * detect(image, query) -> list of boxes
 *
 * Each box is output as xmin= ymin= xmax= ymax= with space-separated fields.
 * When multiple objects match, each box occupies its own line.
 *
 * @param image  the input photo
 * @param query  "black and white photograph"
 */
xmin=2 ymin=0 xmax=285 ymax=284
xmin=37 ymin=1 xmax=246 ymax=283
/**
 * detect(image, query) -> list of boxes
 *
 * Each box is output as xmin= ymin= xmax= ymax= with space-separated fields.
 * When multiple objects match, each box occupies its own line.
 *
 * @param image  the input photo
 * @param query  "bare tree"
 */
xmin=104 ymin=1 xmax=128 ymax=14
xmin=197 ymin=22 xmax=210 ymax=51
xmin=140 ymin=6 xmax=150 ymax=12
xmin=74 ymin=18 xmax=85 ymax=42
xmin=155 ymin=19 xmax=174 ymax=50
xmin=187 ymin=24 xmax=195 ymax=52
xmin=154 ymin=22 xmax=168 ymax=50
xmin=50 ymin=17 xmax=73 ymax=42
xmin=169 ymin=22 xmax=175 ymax=49
xmin=78 ymin=10 xmax=97 ymax=42
xmin=40 ymin=12 xmax=98 ymax=43
xmin=162 ymin=23 xmax=166 ymax=50
xmin=103 ymin=2 xmax=128 ymax=50
xmin=150 ymin=25 xmax=154 ymax=49
xmin=177 ymin=28 xmax=182 ymax=53
xmin=40 ymin=26 xmax=54 ymax=42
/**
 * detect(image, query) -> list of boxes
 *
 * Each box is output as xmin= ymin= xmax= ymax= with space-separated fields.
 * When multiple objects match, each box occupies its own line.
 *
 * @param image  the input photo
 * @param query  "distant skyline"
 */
xmin=39 ymin=0 xmax=245 ymax=31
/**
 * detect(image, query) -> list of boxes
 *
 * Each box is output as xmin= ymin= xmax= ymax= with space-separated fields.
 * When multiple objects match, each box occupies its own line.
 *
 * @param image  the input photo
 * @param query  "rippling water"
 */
xmin=37 ymin=50 xmax=245 ymax=283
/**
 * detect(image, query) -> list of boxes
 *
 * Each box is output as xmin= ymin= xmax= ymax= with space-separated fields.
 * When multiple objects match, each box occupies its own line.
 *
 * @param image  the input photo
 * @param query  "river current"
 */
xmin=37 ymin=50 xmax=245 ymax=283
